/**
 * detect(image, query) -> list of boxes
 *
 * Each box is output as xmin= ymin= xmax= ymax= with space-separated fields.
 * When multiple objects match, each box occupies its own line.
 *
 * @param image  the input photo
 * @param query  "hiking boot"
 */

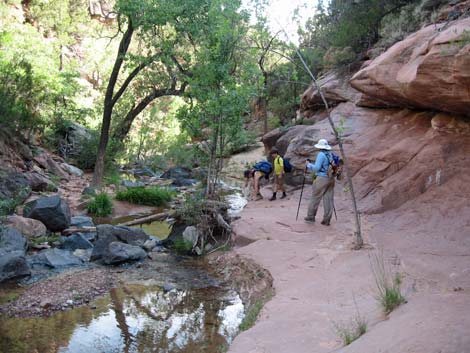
xmin=304 ymin=217 xmax=315 ymax=224
xmin=321 ymin=220 xmax=330 ymax=226
xmin=280 ymin=192 xmax=287 ymax=199
xmin=269 ymin=195 xmax=277 ymax=201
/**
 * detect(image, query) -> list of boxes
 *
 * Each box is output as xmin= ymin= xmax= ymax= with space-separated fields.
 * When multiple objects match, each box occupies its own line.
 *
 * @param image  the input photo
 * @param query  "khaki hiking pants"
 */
xmin=307 ymin=176 xmax=335 ymax=223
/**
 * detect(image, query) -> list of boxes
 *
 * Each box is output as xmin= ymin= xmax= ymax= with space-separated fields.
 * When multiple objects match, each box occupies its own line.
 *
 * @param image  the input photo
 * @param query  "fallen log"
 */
xmin=117 ymin=211 xmax=173 ymax=227
xmin=62 ymin=211 xmax=174 ymax=235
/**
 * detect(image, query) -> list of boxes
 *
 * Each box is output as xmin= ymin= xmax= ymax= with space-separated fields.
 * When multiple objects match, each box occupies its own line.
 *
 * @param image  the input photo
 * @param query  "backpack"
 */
xmin=283 ymin=158 xmax=293 ymax=173
xmin=253 ymin=161 xmax=273 ymax=179
xmin=322 ymin=151 xmax=340 ymax=178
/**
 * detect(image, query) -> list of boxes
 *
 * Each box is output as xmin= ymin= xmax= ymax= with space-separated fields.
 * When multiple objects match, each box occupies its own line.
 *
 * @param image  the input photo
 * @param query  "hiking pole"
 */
xmin=296 ymin=167 xmax=308 ymax=221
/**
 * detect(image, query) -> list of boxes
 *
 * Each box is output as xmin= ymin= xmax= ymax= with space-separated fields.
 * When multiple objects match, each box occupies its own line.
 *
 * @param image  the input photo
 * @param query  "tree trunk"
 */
xmin=294 ymin=47 xmax=364 ymax=249
xmin=111 ymin=84 xmax=187 ymax=142
xmin=92 ymin=18 xmax=134 ymax=189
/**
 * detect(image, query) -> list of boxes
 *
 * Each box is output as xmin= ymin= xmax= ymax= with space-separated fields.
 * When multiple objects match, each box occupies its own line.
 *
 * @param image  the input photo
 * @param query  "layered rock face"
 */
xmin=350 ymin=18 xmax=470 ymax=115
xmin=266 ymin=17 xmax=470 ymax=214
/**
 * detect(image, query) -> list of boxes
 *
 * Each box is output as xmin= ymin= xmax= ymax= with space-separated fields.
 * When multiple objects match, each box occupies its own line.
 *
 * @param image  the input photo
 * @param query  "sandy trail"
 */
xmin=228 ymin=180 xmax=470 ymax=353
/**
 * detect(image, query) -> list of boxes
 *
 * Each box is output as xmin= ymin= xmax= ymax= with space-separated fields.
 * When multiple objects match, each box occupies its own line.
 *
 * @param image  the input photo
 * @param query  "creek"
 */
xmin=0 ymin=181 xmax=250 ymax=353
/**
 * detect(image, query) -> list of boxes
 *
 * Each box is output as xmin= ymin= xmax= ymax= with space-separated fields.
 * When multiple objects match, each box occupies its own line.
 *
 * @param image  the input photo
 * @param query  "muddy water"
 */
xmin=0 ymin=282 xmax=244 ymax=353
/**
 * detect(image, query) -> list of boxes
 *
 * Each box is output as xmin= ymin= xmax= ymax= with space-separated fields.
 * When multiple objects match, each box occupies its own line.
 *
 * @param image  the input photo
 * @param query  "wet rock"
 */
xmin=182 ymin=226 xmax=198 ymax=247
xmin=28 ymin=248 xmax=83 ymax=268
xmin=0 ymin=250 xmax=31 ymax=282
xmin=23 ymin=195 xmax=71 ymax=232
xmin=0 ymin=227 xmax=28 ymax=254
xmin=6 ymin=215 xmax=47 ymax=239
xmin=60 ymin=233 xmax=94 ymax=251
xmin=103 ymin=241 xmax=147 ymax=265
xmin=90 ymin=225 xmax=149 ymax=261
xmin=121 ymin=180 xmax=145 ymax=188
xmin=61 ymin=163 xmax=84 ymax=177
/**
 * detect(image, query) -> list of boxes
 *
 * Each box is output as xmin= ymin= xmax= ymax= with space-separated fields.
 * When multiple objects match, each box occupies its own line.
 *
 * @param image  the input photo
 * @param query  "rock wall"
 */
xmin=264 ymin=16 xmax=470 ymax=214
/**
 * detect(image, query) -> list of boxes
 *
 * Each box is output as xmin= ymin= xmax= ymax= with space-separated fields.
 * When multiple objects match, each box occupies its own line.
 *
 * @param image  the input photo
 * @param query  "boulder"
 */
xmin=143 ymin=239 xmax=158 ymax=251
xmin=0 ymin=227 xmax=28 ymax=254
xmin=90 ymin=225 xmax=148 ymax=261
xmin=172 ymin=178 xmax=197 ymax=187
xmin=261 ymin=128 xmax=288 ymax=153
xmin=0 ymin=250 xmax=31 ymax=282
xmin=60 ymin=233 xmax=94 ymax=251
xmin=133 ymin=166 xmax=157 ymax=178
xmin=103 ymin=242 xmax=147 ymax=265
xmin=61 ymin=163 xmax=84 ymax=177
xmin=300 ymin=71 xmax=360 ymax=114
xmin=24 ymin=172 xmax=57 ymax=192
xmin=161 ymin=167 xmax=192 ymax=180
xmin=0 ymin=171 xmax=31 ymax=205
xmin=46 ymin=157 xmax=69 ymax=180
xmin=28 ymin=249 xmax=83 ymax=268
xmin=6 ymin=215 xmax=47 ymax=239
xmin=23 ymin=195 xmax=71 ymax=232
xmin=182 ymin=226 xmax=198 ymax=247
xmin=350 ymin=18 xmax=470 ymax=116
xmin=70 ymin=216 xmax=95 ymax=228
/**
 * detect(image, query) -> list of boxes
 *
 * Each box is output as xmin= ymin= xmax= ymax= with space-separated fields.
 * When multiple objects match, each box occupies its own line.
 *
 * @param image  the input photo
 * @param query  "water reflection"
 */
xmin=0 ymin=284 xmax=244 ymax=353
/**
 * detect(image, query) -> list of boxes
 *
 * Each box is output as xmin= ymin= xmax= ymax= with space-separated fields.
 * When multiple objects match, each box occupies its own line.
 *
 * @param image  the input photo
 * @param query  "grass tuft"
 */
xmin=370 ymin=251 xmax=406 ymax=314
xmin=335 ymin=316 xmax=367 ymax=346
xmin=87 ymin=193 xmax=113 ymax=217
xmin=116 ymin=187 xmax=175 ymax=206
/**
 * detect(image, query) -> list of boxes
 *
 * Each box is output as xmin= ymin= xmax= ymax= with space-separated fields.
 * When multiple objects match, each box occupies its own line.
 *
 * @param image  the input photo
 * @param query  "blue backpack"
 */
xmin=253 ymin=161 xmax=273 ymax=179
xmin=283 ymin=158 xmax=293 ymax=173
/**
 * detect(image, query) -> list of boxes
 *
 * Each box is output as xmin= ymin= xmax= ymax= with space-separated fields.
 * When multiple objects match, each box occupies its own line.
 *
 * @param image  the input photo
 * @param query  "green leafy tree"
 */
xmin=177 ymin=0 xmax=257 ymax=196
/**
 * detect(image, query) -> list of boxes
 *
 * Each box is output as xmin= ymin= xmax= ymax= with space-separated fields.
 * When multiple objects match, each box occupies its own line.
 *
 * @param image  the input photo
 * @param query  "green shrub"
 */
xmin=173 ymin=238 xmax=194 ymax=254
xmin=116 ymin=187 xmax=175 ymax=206
xmin=0 ymin=199 xmax=17 ymax=217
xmin=87 ymin=193 xmax=113 ymax=217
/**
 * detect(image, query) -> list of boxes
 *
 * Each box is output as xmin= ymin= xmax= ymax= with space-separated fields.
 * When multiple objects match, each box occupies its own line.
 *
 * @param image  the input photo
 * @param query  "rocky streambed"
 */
xmin=0 ymin=169 xmax=271 ymax=353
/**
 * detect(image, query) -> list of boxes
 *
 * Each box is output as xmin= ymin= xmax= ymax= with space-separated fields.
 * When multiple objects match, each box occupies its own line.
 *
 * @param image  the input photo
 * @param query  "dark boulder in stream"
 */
xmin=60 ymin=233 xmax=94 ymax=251
xmin=0 ymin=250 xmax=31 ymax=282
xmin=90 ymin=225 xmax=149 ymax=263
xmin=23 ymin=195 xmax=71 ymax=232
xmin=102 ymin=241 xmax=147 ymax=265
xmin=28 ymin=248 xmax=83 ymax=269
xmin=0 ymin=227 xmax=28 ymax=254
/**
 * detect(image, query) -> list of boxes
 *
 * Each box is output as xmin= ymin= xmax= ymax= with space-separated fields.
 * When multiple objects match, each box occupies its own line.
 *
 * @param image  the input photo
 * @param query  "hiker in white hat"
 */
xmin=304 ymin=138 xmax=336 ymax=226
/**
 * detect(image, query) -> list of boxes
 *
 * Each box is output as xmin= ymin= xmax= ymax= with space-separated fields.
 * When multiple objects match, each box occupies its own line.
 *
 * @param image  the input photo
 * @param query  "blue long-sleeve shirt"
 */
xmin=307 ymin=151 xmax=330 ymax=177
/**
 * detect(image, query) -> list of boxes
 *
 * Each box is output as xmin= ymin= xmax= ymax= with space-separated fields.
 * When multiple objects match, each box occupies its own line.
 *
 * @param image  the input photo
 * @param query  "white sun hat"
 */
xmin=314 ymin=138 xmax=331 ymax=150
